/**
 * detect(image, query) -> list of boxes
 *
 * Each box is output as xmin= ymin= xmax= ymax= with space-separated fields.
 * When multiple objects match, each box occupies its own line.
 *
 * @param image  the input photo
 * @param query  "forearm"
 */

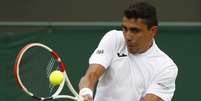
xmin=79 ymin=74 xmax=97 ymax=90
xmin=144 ymin=94 xmax=163 ymax=101
xmin=79 ymin=64 xmax=105 ymax=90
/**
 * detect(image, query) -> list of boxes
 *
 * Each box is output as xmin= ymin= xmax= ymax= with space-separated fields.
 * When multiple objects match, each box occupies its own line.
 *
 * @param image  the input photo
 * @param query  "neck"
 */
xmin=139 ymin=40 xmax=153 ymax=54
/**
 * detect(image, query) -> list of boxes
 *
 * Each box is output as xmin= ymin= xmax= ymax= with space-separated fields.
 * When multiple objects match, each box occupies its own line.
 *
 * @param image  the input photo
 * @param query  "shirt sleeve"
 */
xmin=145 ymin=64 xmax=178 ymax=101
xmin=89 ymin=30 xmax=117 ymax=69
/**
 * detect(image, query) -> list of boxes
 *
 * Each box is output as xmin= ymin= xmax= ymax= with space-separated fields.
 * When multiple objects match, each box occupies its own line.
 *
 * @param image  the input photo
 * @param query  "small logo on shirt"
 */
xmin=117 ymin=53 xmax=127 ymax=57
xmin=96 ymin=49 xmax=104 ymax=54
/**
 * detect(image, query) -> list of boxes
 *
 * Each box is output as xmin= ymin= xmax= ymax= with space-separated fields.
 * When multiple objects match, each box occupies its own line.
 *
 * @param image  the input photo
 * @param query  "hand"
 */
xmin=79 ymin=88 xmax=93 ymax=101
xmin=82 ymin=95 xmax=93 ymax=101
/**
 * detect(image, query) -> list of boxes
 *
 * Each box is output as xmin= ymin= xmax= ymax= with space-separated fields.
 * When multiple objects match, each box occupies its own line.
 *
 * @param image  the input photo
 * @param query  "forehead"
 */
xmin=122 ymin=17 xmax=147 ymax=29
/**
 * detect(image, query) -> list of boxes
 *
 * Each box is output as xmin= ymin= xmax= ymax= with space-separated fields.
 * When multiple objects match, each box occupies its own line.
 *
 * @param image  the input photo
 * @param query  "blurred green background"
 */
xmin=0 ymin=0 xmax=201 ymax=101
xmin=0 ymin=25 xmax=201 ymax=101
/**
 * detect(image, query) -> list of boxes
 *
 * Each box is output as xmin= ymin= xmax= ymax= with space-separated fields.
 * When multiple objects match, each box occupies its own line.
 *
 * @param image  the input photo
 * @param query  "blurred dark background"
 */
xmin=0 ymin=0 xmax=200 ymax=21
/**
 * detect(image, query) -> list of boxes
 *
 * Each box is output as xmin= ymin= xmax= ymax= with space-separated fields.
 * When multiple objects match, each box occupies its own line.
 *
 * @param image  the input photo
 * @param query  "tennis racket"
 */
xmin=14 ymin=43 xmax=83 ymax=101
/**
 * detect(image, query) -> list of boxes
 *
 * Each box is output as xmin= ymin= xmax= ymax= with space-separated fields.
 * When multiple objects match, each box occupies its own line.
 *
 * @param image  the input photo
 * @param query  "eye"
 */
xmin=121 ymin=25 xmax=128 ymax=33
xmin=130 ymin=28 xmax=141 ymax=33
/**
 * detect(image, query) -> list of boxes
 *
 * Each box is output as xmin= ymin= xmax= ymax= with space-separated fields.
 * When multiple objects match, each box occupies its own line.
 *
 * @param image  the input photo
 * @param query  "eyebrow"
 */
xmin=121 ymin=24 xmax=141 ymax=32
xmin=130 ymin=27 xmax=141 ymax=32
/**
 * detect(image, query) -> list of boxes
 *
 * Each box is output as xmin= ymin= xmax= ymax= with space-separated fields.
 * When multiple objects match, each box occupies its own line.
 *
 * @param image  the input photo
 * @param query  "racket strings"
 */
xmin=19 ymin=47 xmax=60 ymax=97
xmin=46 ymin=57 xmax=56 ymax=78
xmin=46 ymin=57 xmax=60 ymax=95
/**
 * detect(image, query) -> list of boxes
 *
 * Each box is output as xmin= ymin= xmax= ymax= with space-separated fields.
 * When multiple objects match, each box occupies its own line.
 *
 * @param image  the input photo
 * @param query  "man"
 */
xmin=79 ymin=1 xmax=178 ymax=101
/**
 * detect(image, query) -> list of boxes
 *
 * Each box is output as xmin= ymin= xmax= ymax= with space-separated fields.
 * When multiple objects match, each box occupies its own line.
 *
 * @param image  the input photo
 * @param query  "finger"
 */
xmin=83 ymin=95 xmax=93 ymax=101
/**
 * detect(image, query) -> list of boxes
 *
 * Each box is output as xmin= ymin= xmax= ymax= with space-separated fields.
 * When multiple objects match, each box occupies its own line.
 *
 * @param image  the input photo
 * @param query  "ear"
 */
xmin=150 ymin=26 xmax=158 ymax=37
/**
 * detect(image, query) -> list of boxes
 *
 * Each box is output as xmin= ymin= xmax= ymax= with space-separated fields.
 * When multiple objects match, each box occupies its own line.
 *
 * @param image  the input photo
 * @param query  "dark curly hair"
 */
xmin=124 ymin=2 xmax=158 ymax=29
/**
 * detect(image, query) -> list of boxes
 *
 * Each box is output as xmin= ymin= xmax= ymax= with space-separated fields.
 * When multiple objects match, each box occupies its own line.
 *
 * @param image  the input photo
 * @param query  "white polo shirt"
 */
xmin=89 ymin=30 xmax=178 ymax=101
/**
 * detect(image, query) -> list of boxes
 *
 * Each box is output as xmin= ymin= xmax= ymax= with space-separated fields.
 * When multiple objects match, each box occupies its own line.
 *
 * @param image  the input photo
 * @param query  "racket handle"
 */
xmin=76 ymin=96 xmax=84 ymax=101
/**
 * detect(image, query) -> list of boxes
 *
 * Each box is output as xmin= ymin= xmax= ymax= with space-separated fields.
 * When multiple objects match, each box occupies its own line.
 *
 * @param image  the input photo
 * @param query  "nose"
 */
xmin=124 ymin=31 xmax=132 ymax=41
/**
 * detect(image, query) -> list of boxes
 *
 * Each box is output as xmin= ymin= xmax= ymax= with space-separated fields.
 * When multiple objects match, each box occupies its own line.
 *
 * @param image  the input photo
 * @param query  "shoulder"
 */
xmin=106 ymin=29 xmax=122 ymax=34
xmin=159 ymin=51 xmax=178 ymax=74
xmin=146 ymin=42 xmax=178 ymax=72
xmin=157 ymin=50 xmax=178 ymax=75
xmin=101 ymin=29 xmax=125 ymax=48
xmin=103 ymin=30 xmax=123 ymax=39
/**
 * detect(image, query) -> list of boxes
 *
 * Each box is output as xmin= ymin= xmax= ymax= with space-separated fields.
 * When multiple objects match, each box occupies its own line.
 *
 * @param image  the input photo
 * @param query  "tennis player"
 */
xmin=79 ymin=1 xmax=178 ymax=101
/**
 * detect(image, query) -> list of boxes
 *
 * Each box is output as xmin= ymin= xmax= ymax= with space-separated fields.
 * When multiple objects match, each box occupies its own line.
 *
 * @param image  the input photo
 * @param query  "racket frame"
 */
xmin=14 ymin=43 xmax=83 ymax=101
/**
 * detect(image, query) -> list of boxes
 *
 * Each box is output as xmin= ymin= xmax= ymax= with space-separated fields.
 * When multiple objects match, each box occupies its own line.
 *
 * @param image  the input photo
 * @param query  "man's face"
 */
xmin=121 ymin=17 xmax=157 ymax=54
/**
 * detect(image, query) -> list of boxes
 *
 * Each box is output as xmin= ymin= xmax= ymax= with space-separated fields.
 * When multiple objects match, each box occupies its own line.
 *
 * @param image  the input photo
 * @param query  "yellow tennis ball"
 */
xmin=49 ymin=70 xmax=64 ymax=86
